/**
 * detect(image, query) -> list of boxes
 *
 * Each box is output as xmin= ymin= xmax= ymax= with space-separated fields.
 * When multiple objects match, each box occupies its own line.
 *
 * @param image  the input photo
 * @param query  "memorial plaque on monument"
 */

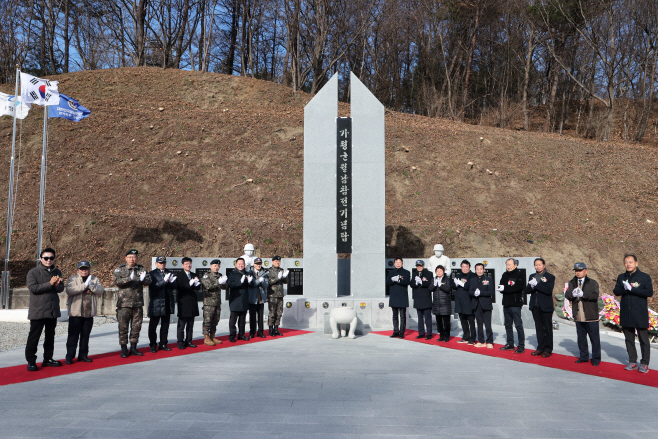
xmin=225 ymin=267 xmax=236 ymax=301
xmin=485 ymin=268 xmax=496 ymax=303
xmin=336 ymin=117 xmax=352 ymax=253
xmin=287 ymin=268 xmax=303 ymax=295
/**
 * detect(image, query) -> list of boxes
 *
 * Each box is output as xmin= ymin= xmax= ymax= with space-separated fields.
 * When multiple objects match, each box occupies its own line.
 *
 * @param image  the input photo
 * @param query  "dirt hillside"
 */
xmin=1 ymin=68 xmax=657 ymax=305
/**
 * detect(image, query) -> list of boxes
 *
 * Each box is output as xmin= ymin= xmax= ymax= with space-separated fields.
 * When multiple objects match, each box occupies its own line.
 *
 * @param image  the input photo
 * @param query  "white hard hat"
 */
xmin=244 ymin=243 xmax=255 ymax=251
xmin=433 ymin=244 xmax=444 ymax=252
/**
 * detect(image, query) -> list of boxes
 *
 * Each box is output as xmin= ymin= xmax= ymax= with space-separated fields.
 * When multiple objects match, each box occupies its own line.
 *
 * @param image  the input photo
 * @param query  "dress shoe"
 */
xmin=27 ymin=362 xmax=38 ymax=372
xmin=575 ymin=359 xmax=589 ymax=364
xmin=514 ymin=347 xmax=525 ymax=354
xmin=591 ymin=361 xmax=600 ymax=366
xmin=499 ymin=345 xmax=514 ymax=351
xmin=185 ymin=341 xmax=197 ymax=348
xmin=474 ymin=342 xmax=486 ymax=348
xmin=541 ymin=352 xmax=552 ymax=358
xmin=150 ymin=344 xmax=158 ymax=353
xmin=398 ymin=333 xmax=405 ymax=339
xmin=531 ymin=350 xmax=544 ymax=356
xmin=65 ymin=359 xmax=74 ymax=365
xmin=390 ymin=332 xmax=399 ymax=338
xmin=486 ymin=343 xmax=494 ymax=349
xmin=42 ymin=359 xmax=62 ymax=367
xmin=120 ymin=345 xmax=130 ymax=357
xmin=425 ymin=335 xmax=433 ymax=340
xmin=130 ymin=344 xmax=144 ymax=356
xmin=177 ymin=342 xmax=186 ymax=349
xmin=229 ymin=335 xmax=236 ymax=343
xmin=78 ymin=356 xmax=93 ymax=363
xmin=467 ymin=341 xmax=475 ymax=346
xmin=159 ymin=343 xmax=172 ymax=351
xmin=238 ymin=335 xmax=249 ymax=341
xmin=257 ymin=331 xmax=266 ymax=338
xmin=415 ymin=335 xmax=425 ymax=339
xmin=273 ymin=326 xmax=283 ymax=336
xmin=249 ymin=332 xmax=256 ymax=338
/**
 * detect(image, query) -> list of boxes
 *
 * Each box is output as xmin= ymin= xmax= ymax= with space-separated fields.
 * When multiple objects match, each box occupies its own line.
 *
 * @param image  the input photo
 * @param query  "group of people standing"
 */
xmin=23 ymin=248 xmax=290 ymax=371
xmin=386 ymin=254 xmax=654 ymax=373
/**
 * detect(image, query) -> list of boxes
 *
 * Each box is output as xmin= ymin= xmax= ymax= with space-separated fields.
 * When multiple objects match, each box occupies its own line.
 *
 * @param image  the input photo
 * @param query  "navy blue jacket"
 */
xmin=410 ymin=268 xmax=433 ymax=310
xmin=175 ymin=270 xmax=201 ymax=318
xmin=469 ymin=274 xmax=494 ymax=311
xmin=227 ymin=269 xmax=255 ymax=312
xmin=148 ymin=268 xmax=176 ymax=317
xmin=524 ymin=271 xmax=555 ymax=313
xmin=453 ymin=271 xmax=478 ymax=315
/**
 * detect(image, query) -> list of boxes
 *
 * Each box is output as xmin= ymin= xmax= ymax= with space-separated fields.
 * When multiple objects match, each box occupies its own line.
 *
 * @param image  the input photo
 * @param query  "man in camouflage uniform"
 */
xmin=113 ymin=249 xmax=152 ymax=358
xmin=267 ymin=255 xmax=289 ymax=336
xmin=200 ymin=259 xmax=227 ymax=346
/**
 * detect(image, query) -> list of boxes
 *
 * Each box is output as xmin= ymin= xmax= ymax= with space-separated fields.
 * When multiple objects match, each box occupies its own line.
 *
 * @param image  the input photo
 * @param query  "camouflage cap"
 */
xmin=125 ymin=249 xmax=138 ymax=256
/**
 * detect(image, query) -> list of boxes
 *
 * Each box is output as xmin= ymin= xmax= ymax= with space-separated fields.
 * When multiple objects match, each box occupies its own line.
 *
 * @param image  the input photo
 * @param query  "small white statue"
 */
xmin=428 ymin=244 xmax=451 ymax=276
xmin=240 ymin=243 xmax=255 ymax=269
xmin=329 ymin=307 xmax=357 ymax=339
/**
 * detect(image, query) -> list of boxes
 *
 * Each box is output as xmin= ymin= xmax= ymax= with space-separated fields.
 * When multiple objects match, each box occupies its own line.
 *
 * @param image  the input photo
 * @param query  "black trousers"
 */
xmin=416 ymin=308 xmax=432 ymax=336
xmin=623 ymin=326 xmax=650 ymax=365
xmin=503 ymin=306 xmax=525 ymax=348
xmin=391 ymin=307 xmax=406 ymax=334
xmin=149 ymin=315 xmax=171 ymax=345
xmin=249 ymin=303 xmax=264 ymax=334
xmin=177 ymin=317 xmax=194 ymax=343
xmin=25 ymin=318 xmax=57 ymax=363
xmin=229 ymin=311 xmax=247 ymax=337
xmin=532 ymin=307 xmax=554 ymax=353
xmin=436 ymin=315 xmax=451 ymax=338
xmin=458 ymin=313 xmax=476 ymax=343
xmin=474 ymin=304 xmax=493 ymax=344
xmin=576 ymin=321 xmax=601 ymax=362
xmin=66 ymin=316 xmax=93 ymax=360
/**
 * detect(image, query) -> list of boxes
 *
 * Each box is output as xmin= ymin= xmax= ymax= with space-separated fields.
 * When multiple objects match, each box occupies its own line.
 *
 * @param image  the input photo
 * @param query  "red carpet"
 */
xmin=373 ymin=330 xmax=658 ymax=388
xmin=0 ymin=328 xmax=311 ymax=387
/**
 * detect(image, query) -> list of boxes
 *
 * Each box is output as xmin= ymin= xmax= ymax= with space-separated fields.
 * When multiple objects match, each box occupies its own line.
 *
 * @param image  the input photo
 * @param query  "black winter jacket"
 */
xmin=386 ymin=267 xmax=410 ymax=308
xmin=565 ymin=276 xmax=600 ymax=322
xmin=410 ymin=268 xmax=433 ymax=310
xmin=613 ymin=269 xmax=654 ymax=328
xmin=469 ymin=275 xmax=494 ymax=311
xmin=227 ymin=269 xmax=254 ymax=312
xmin=26 ymin=263 xmax=64 ymax=320
xmin=148 ymin=269 xmax=176 ymax=317
xmin=175 ymin=271 xmax=201 ymax=318
xmin=500 ymin=268 xmax=526 ymax=307
xmin=430 ymin=276 xmax=452 ymax=316
xmin=453 ymin=271 xmax=477 ymax=315
xmin=524 ymin=271 xmax=555 ymax=313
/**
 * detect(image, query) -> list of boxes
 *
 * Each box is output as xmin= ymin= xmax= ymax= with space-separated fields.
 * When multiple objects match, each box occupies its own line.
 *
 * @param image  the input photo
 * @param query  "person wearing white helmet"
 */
xmin=428 ymin=244 xmax=451 ymax=277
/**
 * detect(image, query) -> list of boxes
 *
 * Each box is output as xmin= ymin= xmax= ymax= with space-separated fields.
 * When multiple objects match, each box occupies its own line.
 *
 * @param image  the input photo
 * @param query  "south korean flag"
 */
xmin=20 ymin=72 xmax=60 ymax=106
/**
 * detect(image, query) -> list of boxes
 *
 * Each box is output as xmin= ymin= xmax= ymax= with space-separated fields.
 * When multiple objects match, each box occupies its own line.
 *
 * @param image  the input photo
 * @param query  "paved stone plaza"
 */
xmin=0 ymin=321 xmax=656 ymax=439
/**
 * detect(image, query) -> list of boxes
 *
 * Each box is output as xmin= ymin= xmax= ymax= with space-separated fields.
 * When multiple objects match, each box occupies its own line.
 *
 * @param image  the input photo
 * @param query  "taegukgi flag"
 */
xmin=0 ymin=92 xmax=31 ymax=119
xmin=48 ymin=93 xmax=90 ymax=122
xmin=20 ymin=72 xmax=60 ymax=106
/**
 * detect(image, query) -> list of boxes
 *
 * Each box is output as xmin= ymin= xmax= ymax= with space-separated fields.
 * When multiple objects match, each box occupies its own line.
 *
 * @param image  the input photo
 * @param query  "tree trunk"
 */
xmin=461 ymin=5 xmax=480 ymax=121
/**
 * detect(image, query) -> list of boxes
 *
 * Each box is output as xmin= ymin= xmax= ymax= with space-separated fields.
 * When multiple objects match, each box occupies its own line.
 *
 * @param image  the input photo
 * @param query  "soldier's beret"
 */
xmin=126 ymin=249 xmax=138 ymax=256
xmin=272 ymin=255 xmax=281 ymax=261
xmin=210 ymin=259 xmax=221 ymax=265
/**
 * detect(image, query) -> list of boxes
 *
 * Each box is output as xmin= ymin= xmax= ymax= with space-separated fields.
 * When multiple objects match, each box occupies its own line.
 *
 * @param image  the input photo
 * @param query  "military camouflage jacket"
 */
xmin=267 ymin=266 xmax=287 ymax=298
xmin=200 ymin=270 xmax=227 ymax=307
xmin=113 ymin=264 xmax=152 ymax=308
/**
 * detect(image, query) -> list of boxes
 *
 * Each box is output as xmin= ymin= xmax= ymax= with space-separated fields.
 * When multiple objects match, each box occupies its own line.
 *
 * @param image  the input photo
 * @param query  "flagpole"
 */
xmin=2 ymin=66 xmax=20 ymax=309
xmin=36 ymin=104 xmax=48 ymax=266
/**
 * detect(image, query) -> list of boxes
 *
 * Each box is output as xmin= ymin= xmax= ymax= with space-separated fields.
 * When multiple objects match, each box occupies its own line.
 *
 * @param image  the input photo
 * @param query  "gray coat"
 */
xmin=26 ymin=263 xmax=64 ymax=320
xmin=248 ymin=268 xmax=269 ymax=304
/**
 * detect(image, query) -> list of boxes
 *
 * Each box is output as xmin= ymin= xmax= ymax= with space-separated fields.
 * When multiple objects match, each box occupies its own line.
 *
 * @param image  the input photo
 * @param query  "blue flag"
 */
xmin=48 ymin=93 xmax=90 ymax=121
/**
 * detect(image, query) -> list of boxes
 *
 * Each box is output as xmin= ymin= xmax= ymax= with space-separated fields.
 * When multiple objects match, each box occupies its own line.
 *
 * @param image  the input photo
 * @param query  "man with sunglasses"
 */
xmin=25 ymin=248 xmax=65 ymax=371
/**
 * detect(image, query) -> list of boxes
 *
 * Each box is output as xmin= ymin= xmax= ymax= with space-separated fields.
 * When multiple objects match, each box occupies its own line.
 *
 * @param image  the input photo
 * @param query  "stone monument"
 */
xmin=428 ymin=244 xmax=451 ymax=275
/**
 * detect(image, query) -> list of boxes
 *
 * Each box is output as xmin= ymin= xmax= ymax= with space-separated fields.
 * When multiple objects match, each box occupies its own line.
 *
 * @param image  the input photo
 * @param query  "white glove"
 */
xmin=497 ymin=285 xmax=504 ymax=292
xmin=218 ymin=275 xmax=227 ymax=285
xmin=85 ymin=276 xmax=92 ymax=287
xmin=241 ymin=275 xmax=246 ymax=283
xmin=247 ymin=275 xmax=253 ymax=283
xmin=130 ymin=271 xmax=134 ymax=280
xmin=194 ymin=278 xmax=200 ymax=287
xmin=278 ymin=271 xmax=283 ymax=279
xmin=391 ymin=275 xmax=399 ymax=282
xmin=623 ymin=280 xmax=632 ymax=291
xmin=415 ymin=276 xmax=422 ymax=285
xmin=139 ymin=271 xmax=146 ymax=282
xmin=170 ymin=276 xmax=177 ymax=283
xmin=189 ymin=278 xmax=196 ymax=286
xmin=572 ymin=287 xmax=582 ymax=297
xmin=474 ymin=288 xmax=480 ymax=297
xmin=529 ymin=278 xmax=538 ymax=288
xmin=434 ymin=278 xmax=439 ymax=286
xmin=164 ymin=273 xmax=171 ymax=282
xmin=283 ymin=269 xmax=289 ymax=278
xmin=454 ymin=279 xmax=464 ymax=288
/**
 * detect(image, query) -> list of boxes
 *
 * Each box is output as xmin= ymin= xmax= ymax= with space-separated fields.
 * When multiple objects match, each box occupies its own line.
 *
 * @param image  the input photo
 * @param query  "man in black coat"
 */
xmin=565 ymin=262 xmax=601 ymax=366
xmin=498 ymin=258 xmax=527 ymax=353
xmin=386 ymin=257 xmax=410 ymax=338
xmin=470 ymin=263 xmax=494 ymax=348
xmin=410 ymin=260 xmax=433 ymax=340
xmin=148 ymin=256 xmax=177 ymax=352
xmin=174 ymin=257 xmax=201 ymax=349
xmin=25 ymin=247 xmax=65 ymax=371
xmin=453 ymin=260 xmax=477 ymax=344
xmin=524 ymin=258 xmax=556 ymax=357
xmin=613 ymin=254 xmax=654 ymax=373
xmin=227 ymin=257 xmax=255 ymax=342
